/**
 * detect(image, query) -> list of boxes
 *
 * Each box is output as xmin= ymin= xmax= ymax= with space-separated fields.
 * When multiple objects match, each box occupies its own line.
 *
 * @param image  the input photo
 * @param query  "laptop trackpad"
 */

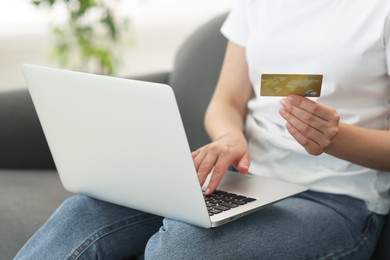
xmin=216 ymin=171 xmax=307 ymax=202
xmin=218 ymin=171 xmax=261 ymax=197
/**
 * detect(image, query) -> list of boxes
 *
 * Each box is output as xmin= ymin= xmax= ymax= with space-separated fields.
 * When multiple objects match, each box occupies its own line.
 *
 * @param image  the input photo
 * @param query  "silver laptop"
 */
xmin=22 ymin=64 xmax=308 ymax=228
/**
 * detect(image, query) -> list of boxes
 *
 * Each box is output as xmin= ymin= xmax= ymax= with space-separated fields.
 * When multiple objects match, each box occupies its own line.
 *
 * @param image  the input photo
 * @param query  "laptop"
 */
xmin=22 ymin=64 xmax=308 ymax=228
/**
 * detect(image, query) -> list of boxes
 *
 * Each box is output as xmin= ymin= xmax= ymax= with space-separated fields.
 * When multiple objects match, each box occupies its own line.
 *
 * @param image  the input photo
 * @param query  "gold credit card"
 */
xmin=260 ymin=74 xmax=323 ymax=97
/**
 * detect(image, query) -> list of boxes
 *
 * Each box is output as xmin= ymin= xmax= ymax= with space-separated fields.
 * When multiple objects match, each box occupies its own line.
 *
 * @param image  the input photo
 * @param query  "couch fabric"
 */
xmin=0 ymin=13 xmax=389 ymax=260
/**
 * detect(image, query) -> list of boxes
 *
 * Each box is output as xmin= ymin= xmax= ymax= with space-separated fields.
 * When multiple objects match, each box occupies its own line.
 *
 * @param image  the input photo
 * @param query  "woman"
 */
xmin=16 ymin=1 xmax=390 ymax=259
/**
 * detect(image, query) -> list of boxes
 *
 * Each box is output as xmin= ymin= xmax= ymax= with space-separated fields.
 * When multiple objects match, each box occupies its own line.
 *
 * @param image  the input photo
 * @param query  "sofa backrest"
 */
xmin=168 ymin=13 xmax=228 ymax=151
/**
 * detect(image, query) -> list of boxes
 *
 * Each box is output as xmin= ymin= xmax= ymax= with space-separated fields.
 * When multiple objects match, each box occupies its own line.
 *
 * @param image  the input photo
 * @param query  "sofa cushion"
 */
xmin=0 ymin=169 xmax=71 ymax=259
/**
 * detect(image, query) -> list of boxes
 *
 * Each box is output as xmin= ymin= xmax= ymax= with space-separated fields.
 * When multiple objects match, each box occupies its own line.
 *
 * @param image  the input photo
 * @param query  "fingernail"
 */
xmin=205 ymin=188 xmax=211 ymax=195
xmin=241 ymin=170 xmax=248 ymax=176
xmin=287 ymin=95 xmax=295 ymax=102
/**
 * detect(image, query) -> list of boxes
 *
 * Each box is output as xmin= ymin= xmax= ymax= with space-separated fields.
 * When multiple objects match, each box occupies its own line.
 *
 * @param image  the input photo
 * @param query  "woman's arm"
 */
xmin=192 ymin=41 xmax=253 ymax=195
xmin=280 ymin=94 xmax=390 ymax=171
xmin=326 ymin=123 xmax=390 ymax=171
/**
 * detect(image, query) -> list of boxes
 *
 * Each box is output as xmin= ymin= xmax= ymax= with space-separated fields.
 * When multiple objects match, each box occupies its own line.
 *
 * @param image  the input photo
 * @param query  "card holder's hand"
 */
xmin=191 ymin=132 xmax=250 ymax=195
xmin=279 ymin=94 xmax=340 ymax=155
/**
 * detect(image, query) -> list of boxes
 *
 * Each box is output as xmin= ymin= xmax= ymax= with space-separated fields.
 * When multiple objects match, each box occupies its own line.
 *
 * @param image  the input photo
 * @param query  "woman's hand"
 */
xmin=192 ymin=131 xmax=250 ymax=195
xmin=279 ymin=94 xmax=340 ymax=155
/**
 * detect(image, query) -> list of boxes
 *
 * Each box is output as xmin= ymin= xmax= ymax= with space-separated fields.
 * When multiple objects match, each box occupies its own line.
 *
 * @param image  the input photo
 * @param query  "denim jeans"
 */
xmin=15 ymin=190 xmax=385 ymax=260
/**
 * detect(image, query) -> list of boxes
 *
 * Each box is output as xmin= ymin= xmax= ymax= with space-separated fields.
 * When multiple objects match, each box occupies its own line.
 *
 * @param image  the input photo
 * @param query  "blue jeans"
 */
xmin=15 ymin=191 xmax=385 ymax=260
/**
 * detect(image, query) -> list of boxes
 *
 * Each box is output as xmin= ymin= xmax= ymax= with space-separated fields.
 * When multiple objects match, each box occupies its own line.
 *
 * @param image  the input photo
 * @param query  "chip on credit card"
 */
xmin=260 ymin=74 xmax=323 ymax=97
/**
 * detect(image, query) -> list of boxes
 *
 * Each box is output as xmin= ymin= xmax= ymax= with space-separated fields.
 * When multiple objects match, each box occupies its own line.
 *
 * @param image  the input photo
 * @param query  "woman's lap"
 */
xmin=15 ymin=191 xmax=385 ymax=260
xmin=15 ymin=195 xmax=163 ymax=260
xmin=145 ymin=191 xmax=384 ymax=260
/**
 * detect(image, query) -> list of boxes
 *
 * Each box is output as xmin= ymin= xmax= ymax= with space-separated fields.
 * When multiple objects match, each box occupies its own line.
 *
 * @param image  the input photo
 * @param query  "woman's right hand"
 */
xmin=191 ymin=131 xmax=250 ymax=195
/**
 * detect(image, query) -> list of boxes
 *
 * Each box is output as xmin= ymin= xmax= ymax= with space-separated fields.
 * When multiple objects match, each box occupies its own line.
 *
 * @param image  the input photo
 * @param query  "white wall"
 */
xmin=0 ymin=0 xmax=234 ymax=92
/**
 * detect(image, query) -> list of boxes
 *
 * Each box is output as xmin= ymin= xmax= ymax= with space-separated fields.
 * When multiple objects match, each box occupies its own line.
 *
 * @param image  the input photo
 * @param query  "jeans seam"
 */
xmin=318 ymin=236 xmax=368 ymax=260
xmin=67 ymin=214 xmax=160 ymax=260
xmin=318 ymin=213 xmax=375 ymax=260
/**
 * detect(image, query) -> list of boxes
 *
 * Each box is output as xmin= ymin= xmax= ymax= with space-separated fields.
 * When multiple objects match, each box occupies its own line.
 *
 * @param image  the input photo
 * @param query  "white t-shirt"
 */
xmin=221 ymin=0 xmax=390 ymax=214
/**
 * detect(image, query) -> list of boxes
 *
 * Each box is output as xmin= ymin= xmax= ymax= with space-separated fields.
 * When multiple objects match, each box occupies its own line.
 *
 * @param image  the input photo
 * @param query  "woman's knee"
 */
xmin=144 ymin=218 xmax=211 ymax=259
xmin=59 ymin=194 xmax=93 ymax=209
xmin=54 ymin=194 xmax=96 ymax=218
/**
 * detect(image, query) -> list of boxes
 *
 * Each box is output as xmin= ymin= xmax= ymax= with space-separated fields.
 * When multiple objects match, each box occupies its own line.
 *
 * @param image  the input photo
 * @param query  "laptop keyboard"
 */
xmin=204 ymin=190 xmax=257 ymax=216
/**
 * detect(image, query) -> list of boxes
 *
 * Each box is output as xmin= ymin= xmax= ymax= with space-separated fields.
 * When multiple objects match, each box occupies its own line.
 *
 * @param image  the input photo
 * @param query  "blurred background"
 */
xmin=0 ymin=0 xmax=234 ymax=92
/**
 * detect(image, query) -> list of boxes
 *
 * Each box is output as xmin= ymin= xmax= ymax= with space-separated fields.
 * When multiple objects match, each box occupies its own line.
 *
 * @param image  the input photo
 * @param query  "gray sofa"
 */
xmin=0 ymin=13 xmax=389 ymax=260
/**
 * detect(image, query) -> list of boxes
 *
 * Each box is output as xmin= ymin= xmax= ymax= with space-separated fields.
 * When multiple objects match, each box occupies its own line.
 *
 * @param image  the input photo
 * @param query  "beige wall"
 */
xmin=0 ymin=0 xmax=234 ymax=92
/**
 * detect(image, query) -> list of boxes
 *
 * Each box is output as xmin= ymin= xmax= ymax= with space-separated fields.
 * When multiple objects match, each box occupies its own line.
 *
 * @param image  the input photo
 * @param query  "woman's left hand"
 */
xmin=279 ymin=94 xmax=340 ymax=155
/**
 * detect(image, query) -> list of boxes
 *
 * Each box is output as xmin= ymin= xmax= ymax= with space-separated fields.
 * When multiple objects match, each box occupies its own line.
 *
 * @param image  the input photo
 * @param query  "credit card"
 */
xmin=260 ymin=74 xmax=323 ymax=97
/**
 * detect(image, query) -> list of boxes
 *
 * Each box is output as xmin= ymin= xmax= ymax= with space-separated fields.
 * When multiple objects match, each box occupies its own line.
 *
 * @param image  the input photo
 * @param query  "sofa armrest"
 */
xmin=0 ymin=72 xmax=171 ymax=169
xmin=0 ymin=89 xmax=55 ymax=169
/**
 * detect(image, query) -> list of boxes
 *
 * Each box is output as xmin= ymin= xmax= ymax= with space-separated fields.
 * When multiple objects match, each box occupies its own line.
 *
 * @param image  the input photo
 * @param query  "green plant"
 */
xmin=32 ymin=0 xmax=130 ymax=75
